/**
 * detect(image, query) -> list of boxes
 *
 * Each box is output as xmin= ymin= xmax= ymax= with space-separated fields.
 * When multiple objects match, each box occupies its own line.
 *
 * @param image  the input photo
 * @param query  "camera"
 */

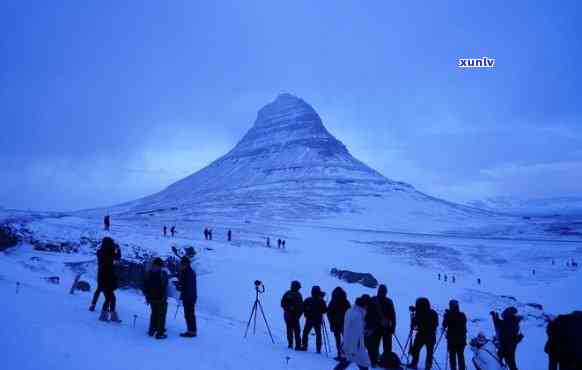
xmin=254 ymin=280 xmax=262 ymax=287
xmin=409 ymin=305 xmax=416 ymax=312
xmin=254 ymin=280 xmax=265 ymax=294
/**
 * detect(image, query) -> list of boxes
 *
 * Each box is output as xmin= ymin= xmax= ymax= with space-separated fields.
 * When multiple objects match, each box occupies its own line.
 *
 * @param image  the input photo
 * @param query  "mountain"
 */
xmin=99 ymin=93 xmax=491 ymax=228
xmin=468 ymin=196 xmax=582 ymax=217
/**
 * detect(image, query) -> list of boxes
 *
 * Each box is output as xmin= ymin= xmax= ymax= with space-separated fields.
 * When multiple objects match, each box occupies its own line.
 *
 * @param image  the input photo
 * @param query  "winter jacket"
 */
xmin=443 ymin=309 xmax=467 ymax=348
xmin=377 ymin=296 xmax=396 ymax=333
xmin=303 ymin=296 xmax=328 ymax=324
xmin=545 ymin=311 xmax=582 ymax=367
xmin=492 ymin=311 xmax=522 ymax=350
xmin=144 ymin=269 xmax=169 ymax=303
xmin=281 ymin=290 xmax=304 ymax=318
xmin=178 ymin=266 xmax=197 ymax=303
xmin=328 ymin=293 xmax=351 ymax=333
xmin=342 ymin=306 xmax=372 ymax=367
xmin=97 ymin=243 xmax=121 ymax=291
xmin=413 ymin=308 xmax=439 ymax=340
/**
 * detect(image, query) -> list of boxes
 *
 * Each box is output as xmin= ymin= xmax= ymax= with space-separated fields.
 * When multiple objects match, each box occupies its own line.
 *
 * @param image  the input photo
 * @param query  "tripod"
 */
xmin=244 ymin=281 xmax=275 ymax=343
xmin=321 ymin=316 xmax=332 ymax=357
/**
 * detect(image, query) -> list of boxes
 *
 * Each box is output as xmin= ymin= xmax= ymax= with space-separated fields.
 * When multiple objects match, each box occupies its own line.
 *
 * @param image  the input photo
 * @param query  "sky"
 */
xmin=1 ymin=0 xmax=581 ymax=211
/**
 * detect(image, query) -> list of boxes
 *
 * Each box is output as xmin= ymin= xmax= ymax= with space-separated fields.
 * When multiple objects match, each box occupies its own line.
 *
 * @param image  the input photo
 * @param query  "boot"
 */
xmin=89 ymin=304 xmax=96 ymax=312
xmin=98 ymin=310 xmax=109 ymax=322
xmin=110 ymin=311 xmax=122 ymax=323
xmin=155 ymin=332 xmax=168 ymax=339
xmin=180 ymin=331 xmax=196 ymax=338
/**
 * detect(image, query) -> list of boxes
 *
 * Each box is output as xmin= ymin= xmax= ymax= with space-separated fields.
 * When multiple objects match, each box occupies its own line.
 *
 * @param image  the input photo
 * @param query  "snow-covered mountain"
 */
xmin=468 ymin=196 xmax=582 ymax=217
xmin=98 ymin=93 xmax=488 ymax=227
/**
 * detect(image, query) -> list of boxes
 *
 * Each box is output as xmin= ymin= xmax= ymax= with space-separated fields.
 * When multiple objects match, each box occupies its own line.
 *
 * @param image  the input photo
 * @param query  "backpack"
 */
xmin=379 ymin=351 xmax=402 ymax=369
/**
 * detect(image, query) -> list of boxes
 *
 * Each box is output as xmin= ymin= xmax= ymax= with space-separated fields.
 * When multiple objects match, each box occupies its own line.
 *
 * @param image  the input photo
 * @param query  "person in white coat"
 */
xmin=334 ymin=295 xmax=372 ymax=370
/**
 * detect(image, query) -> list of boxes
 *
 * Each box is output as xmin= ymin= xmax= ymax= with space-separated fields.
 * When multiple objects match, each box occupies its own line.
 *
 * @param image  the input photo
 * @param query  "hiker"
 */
xmin=408 ymin=297 xmax=438 ymax=370
xmin=204 ymin=228 xmax=208 ymax=240
xmin=282 ymin=240 xmax=286 ymax=248
xmin=365 ymin=284 xmax=396 ymax=366
xmin=545 ymin=311 xmax=582 ymax=370
xmin=278 ymin=239 xmax=282 ymax=248
xmin=444 ymin=274 xmax=448 ymax=282
xmin=491 ymin=307 xmax=523 ymax=370
xmin=267 ymin=237 xmax=270 ymax=247
xmin=443 ymin=300 xmax=467 ymax=370
xmin=170 ymin=226 xmax=176 ymax=237
xmin=163 ymin=225 xmax=167 ymax=237
xmin=97 ymin=237 xmax=121 ymax=322
xmin=281 ymin=280 xmax=304 ymax=350
xmin=227 ymin=229 xmax=232 ymax=242
xmin=144 ymin=257 xmax=169 ymax=339
xmin=302 ymin=285 xmax=328 ymax=353
xmin=104 ymin=215 xmax=110 ymax=231
xmin=177 ymin=256 xmax=197 ymax=337
xmin=477 ymin=278 xmax=481 ymax=285
xmin=328 ymin=287 xmax=351 ymax=360
xmin=438 ymin=273 xmax=441 ymax=280
xmin=334 ymin=295 xmax=371 ymax=370
xmin=452 ymin=275 xmax=456 ymax=283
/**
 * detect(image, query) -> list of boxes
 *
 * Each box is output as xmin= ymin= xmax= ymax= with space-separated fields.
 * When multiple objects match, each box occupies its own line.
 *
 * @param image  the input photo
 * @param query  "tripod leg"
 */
xmin=257 ymin=300 xmax=275 ymax=344
xmin=253 ymin=300 xmax=258 ymax=335
xmin=244 ymin=300 xmax=258 ymax=338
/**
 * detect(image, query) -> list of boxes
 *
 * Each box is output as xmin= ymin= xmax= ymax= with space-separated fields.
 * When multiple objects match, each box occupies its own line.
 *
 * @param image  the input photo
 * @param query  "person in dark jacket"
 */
xmin=302 ymin=285 xmax=328 ymax=353
xmin=367 ymin=284 xmax=396 ymax=365
xmin=442 ymin=300 xmax=467 ymax=370
xmin=281 ymin=280 xmax=304 ymax=350
xmin=104 ymin=215 xmax=110 ymax=231
xmin=491 ymin=307 xmax=523 ymax=370
xmin=546 ymin=311 xmax=582 ymax=370
xmin=170 ymin=226 xmax=176 ymax=237
xmin=328 ymin=286 xmax=351 ymax=360
xmin=163 ymin=226 xmax=167 ymax=237
xmin=227 ymin=229 xmax=232 ymax=242
xmin=177 ymin=256 xmax=198 ymax=337
xmin=144 ymin=257 xmax=169 ymax=339
xmin=408 ymin=297 xmax=438 ymax=370
xmin=97 ymin=237 xmax=121 ymax=322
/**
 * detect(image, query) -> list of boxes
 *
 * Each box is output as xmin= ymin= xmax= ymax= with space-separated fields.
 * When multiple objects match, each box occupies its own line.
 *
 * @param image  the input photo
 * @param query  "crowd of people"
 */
xmin=90 ymin=229 xmax=581 ymax=369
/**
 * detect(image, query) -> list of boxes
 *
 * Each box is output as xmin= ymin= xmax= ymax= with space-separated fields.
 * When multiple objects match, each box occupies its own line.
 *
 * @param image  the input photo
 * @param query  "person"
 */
xmin=104 ymin=215 xmax=110 ymax=231
xmin=452 ymin=275 xmax=456 ymax=283
xmin=163 ymin=225 xmax=167 ymax=237
xmin=204 ymin=228 xmax=209 ymax=240
xmin=407 ymin=297 xmax=438 ymax=370
xmin=302 ymin=285 xmax=328 ymax=353
xmin=281 ymin=280 xmax=304 ymax=350
xmin=227 ymin=229 xmax=232 ymax=242
xmin=177 ymin=256 xmax=197 ymax=337
xmin=144 ymin=258 xmax=169 ymax=339
xmin=365 ymin=284 xmax=396 ymax=367
xmin=442 ymin=300 xmax=467 ymax=370
xmin=334 ymin=295 xmax=372 ymax=370
xmin=545 ymin=311 xmax=582 ymax=370
xmin=267 ymin=237 xmax=270 ymax=247
xmin=438 ymin=273 xmax=441 ymax=280
xmin=282 ymin=240 xmax=286 ymax=248
xmin=477 ymin=278 xmax=481 ymax=285
xmin=208 ymin=229 xmax=213 ymax=240
xmin=170 ymin=226 xmax=176 ymax=237
xmin=328 ymin=287 xmax=351 ymax=360
xmin=491 ymin=307 xmax=523 ymax=370
xmin=97 ymin=237 xmax=121 ymax=322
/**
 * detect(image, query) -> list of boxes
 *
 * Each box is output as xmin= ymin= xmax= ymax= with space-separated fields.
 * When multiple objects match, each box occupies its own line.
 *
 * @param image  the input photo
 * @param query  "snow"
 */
xmin=1 ymin=94 xmax=581 ymax=370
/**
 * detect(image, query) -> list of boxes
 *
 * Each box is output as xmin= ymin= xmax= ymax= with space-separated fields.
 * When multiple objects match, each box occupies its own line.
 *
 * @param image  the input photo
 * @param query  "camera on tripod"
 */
xmin=409 ymin=305 xmax=416 ymax=313
xmin=254 ymin=280 xmax=265 ymax=293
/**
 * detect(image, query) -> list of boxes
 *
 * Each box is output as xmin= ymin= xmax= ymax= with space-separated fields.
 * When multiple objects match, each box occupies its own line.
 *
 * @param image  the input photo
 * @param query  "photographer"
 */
xmin=442 ymin=300 xmax=467 ymax=370
xmin=301 ymin=285 xmax=328 ymax=353
xmin=334 ymin=295 xmax=371 ymax=370
xmin=491 ymin=307 xmax=523 ymax=370
xmin=144 ymin=257 xmax=169 ymax=339
xmin=281 ymin=280 xmax=304 ymax=350
xmin=328 ymin=287 xmax=351 ymax=360
xmin=96 ymin=237 xmax=122 ymax=322
xmin=365 ymin=284 xmax=396 ymax=366
xmin=177 ymin=256 xmax=197 ymax=338
xmin=407 ymin=297 xmax=438 ymax=370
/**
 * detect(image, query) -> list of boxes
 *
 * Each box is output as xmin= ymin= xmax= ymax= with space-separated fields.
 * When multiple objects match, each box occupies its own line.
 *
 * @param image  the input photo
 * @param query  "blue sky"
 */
xmin=1 ymin=0 xmax=581 ymax=211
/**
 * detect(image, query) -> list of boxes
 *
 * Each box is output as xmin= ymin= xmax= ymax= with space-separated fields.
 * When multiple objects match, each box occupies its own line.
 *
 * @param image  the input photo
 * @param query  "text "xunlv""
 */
xmin=458 ymin=57 xmax=496 ymax=68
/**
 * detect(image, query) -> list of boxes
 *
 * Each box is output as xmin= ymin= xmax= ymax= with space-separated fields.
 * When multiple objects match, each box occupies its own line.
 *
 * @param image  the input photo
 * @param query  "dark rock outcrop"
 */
xmin=330 ymin=268 xmax=378 ymax=288
xmin=0 ymin=225 xmax=19 ymax=251
xmin=75 ymin=280 xmax=91 ymax=292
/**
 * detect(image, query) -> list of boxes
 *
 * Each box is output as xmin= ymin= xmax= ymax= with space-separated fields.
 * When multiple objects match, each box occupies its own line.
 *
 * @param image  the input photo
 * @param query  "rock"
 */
xmin=114 ymin=260 xmax=147 ymax=290
xmin=42 ymin=276 xmax=60 ymax=285
xmin=0 ymin=225 xmax=19 ymax=251
xmin=526 ymin=303 xmax=543 ymax=311
xmin=75 ymin=280 xmax=91 ymax=292
xmin=330 ymin=268 xmax=378 ymax=289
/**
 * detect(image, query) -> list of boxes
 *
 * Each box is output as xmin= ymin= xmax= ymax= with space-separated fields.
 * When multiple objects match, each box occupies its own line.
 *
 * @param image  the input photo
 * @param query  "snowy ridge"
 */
xmin=468 ymin=196 xmax=582 ymax=217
